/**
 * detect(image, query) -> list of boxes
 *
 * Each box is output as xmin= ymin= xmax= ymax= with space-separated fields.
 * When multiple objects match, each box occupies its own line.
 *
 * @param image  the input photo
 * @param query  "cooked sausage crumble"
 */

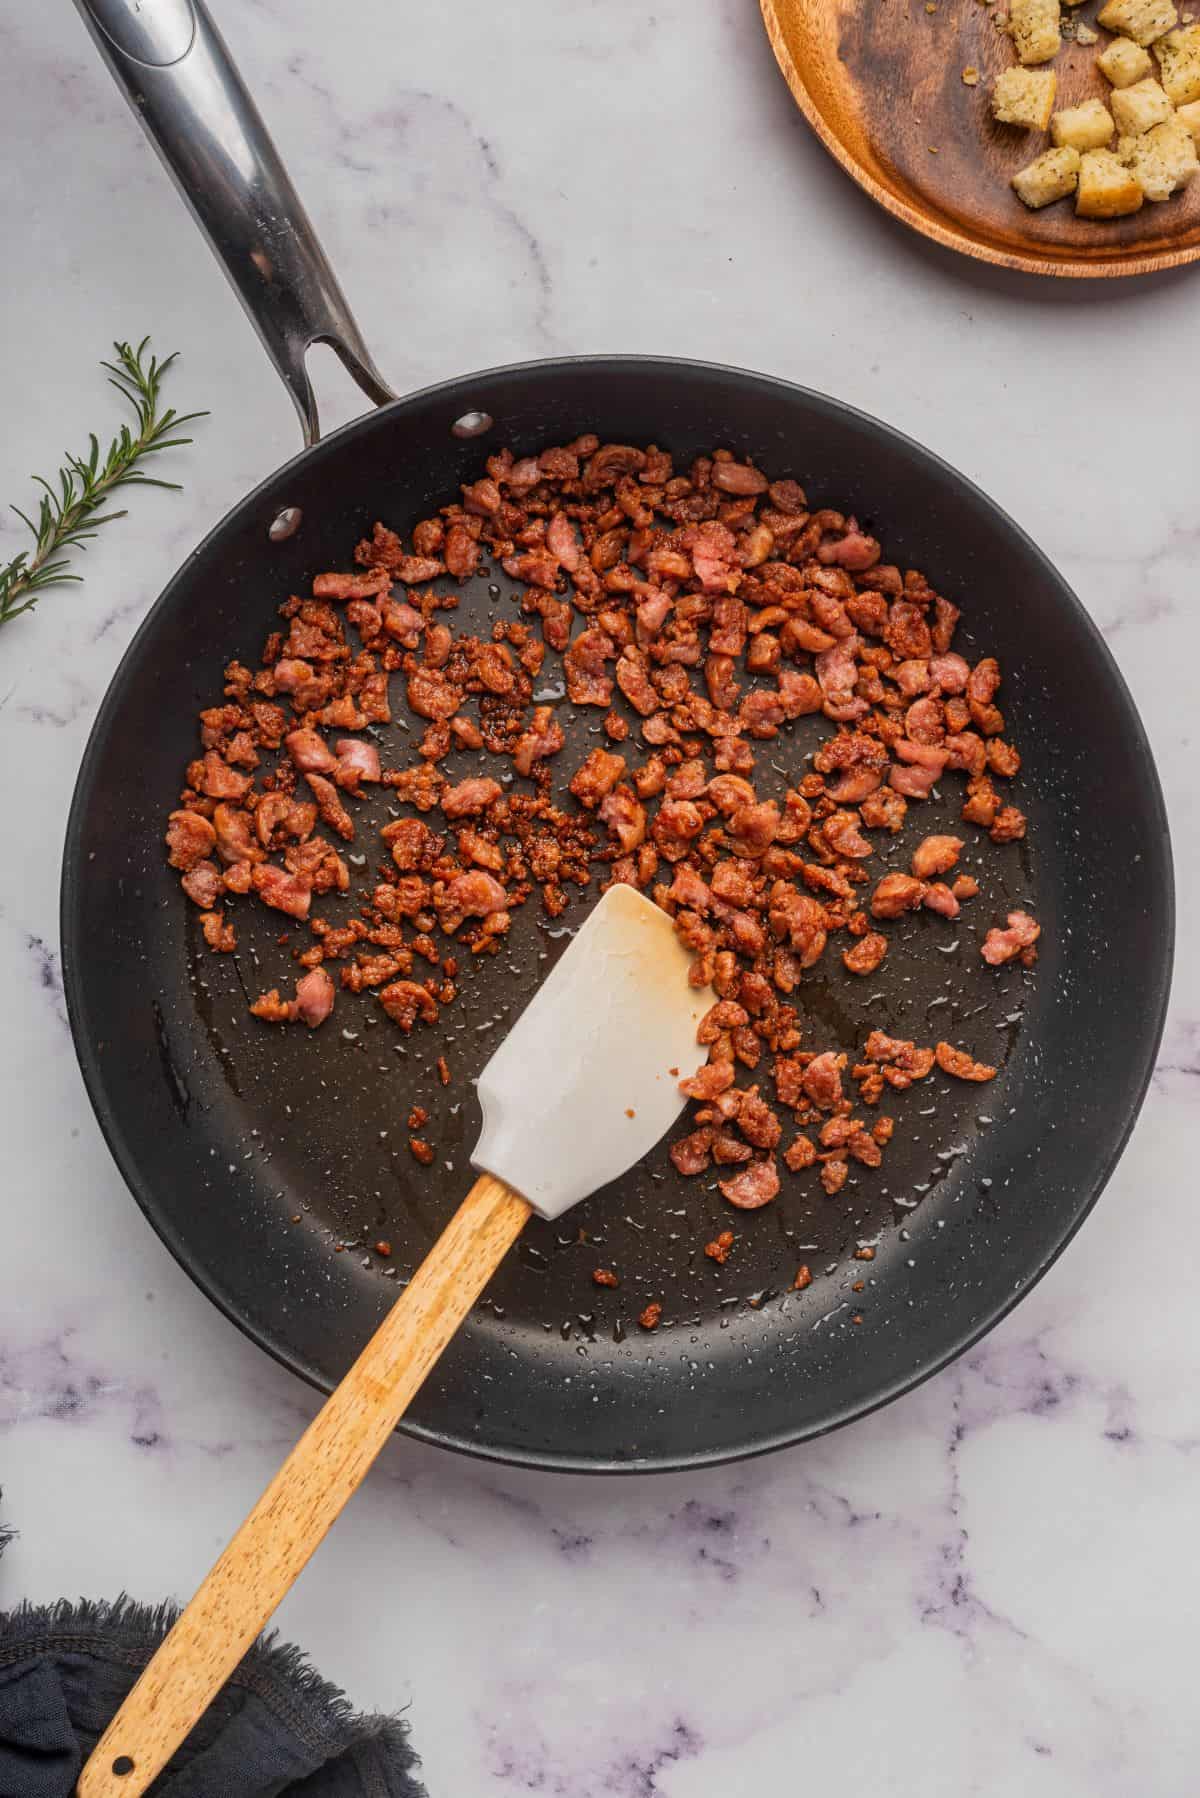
xmin=166 ymin=437 xmax=1036 ymax=1287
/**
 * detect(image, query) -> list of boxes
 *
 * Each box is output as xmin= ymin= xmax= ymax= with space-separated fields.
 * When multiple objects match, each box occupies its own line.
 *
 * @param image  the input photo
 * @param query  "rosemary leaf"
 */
xmin=0 ymin=337 xmax=205 ymax=630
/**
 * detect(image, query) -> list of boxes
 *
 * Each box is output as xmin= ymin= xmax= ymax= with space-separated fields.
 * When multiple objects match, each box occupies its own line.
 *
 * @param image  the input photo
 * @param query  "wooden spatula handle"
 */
xmin=76 ymin=1173 xmax=531 ymax=1798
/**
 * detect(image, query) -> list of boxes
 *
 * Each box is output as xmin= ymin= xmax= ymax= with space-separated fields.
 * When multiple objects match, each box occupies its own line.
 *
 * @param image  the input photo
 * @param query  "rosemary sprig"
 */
xmin=0 ymin=337 xmax=205 ymax=630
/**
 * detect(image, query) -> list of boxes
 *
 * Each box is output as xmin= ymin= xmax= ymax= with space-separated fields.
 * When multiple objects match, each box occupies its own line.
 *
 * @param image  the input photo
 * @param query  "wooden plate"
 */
xmin=760 ymin=0 xmax=1200 ymax=277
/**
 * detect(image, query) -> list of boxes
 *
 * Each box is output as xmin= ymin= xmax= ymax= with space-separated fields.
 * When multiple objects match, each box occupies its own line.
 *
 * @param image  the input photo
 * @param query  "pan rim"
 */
xmin=60 ymin=352 xmax=1175 ymax=1472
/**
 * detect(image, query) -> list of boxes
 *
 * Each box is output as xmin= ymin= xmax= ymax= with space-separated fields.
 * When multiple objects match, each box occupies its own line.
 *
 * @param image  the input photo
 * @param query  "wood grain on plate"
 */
xmin=760 ymin=0 xmax=1200 ymax=277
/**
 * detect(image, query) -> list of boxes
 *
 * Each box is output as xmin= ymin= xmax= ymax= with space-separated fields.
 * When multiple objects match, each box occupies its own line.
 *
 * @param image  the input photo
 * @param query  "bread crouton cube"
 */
xmin=1076 ymin=146 xmax=1146 ymax=213
xmin=992 ymin=66 xmax=1058 ymax=127
xmin=1096 ymin=0 xmax=1178 ymax=46
xmin=1118 ymin=116 xmax=1200 ymax=194
xmin=1051 ymin=98 xmax=1116 ymax=148
xmin=1010 ymin=0 xmax=1062 ymax=63
xmin=1154 ymin=24 xmax=1200 ymax=102
xmin=1110 ymin=77 xmax=1174 ymax=132
xmin=1098 ymin=38 xmax=1155 ymax=83
xmin=1176 ymin=96 xmax=1200 ymax=142
xmin=1011 ymin=146 xmax=1082 ymax=207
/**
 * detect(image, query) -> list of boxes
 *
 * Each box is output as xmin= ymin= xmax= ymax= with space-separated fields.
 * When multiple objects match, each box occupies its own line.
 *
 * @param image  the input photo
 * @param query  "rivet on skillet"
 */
xmin=451 ymin=411 xmax=494 ymax=439
xmin=268 ymin=506 xmax=303 ymax=542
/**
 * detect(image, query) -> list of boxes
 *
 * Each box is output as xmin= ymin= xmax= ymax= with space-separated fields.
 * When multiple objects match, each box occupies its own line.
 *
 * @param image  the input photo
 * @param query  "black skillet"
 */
xmin=63 ymin=0 xmax=1173 ymax=1471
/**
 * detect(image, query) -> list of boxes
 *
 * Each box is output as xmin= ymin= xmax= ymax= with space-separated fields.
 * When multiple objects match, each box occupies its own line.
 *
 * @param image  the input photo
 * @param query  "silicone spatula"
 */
xmin=78 ymin=884 xmax=709 ymax=1797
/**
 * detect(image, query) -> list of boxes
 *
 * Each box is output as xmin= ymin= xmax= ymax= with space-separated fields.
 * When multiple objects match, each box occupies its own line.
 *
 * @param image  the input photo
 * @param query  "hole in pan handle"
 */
xmin=70 ymin=0 xmax=396 ymax=446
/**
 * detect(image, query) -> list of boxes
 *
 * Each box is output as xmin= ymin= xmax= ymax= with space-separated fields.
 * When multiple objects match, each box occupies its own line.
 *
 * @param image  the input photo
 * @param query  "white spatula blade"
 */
xmin=471 ymin=884 xmax=710 ymax=1220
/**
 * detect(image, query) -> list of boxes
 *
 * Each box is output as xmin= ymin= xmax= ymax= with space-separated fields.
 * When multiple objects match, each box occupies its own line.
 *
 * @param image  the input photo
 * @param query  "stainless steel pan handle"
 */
xmin=72 ymin=0 xmax=395 ymax=444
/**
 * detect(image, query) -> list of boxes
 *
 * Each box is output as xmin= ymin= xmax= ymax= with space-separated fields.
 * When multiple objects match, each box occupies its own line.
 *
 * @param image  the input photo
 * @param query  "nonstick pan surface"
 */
xmin=62 ymin=354 xmax=1173 ymax=1471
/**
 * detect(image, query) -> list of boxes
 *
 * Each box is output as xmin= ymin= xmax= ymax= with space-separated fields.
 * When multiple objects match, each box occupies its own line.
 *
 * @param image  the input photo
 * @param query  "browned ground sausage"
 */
xmin=173 ymin=434 xmax=1034 ymax=1307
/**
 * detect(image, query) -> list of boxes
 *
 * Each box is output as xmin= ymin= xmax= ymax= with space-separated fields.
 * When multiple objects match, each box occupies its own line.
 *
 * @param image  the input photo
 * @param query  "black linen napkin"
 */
xmin=0 ymin=1519 xmax=424 ymax=1798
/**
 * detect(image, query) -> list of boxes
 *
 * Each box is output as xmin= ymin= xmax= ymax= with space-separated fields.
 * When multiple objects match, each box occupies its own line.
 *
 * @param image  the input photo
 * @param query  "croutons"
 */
xmin=1011 ymin=145 xmax=1082 ymax=206
xmin=1110 ymin=76 xmax=1174 ymax=133
xmin=1177 ymin=96 xmax=1200 ymax=143
xmin=979 ymin=0 xmax=1195 ymax=222
xmin=1098 ymin=37 xmax=1155 ymax=84
xmin=1010 ymin=0 xmax=1062 ymax=63
xmin=1154 ymin=24 xmax=1200 ymax=103
xmin=1096 ymin=0 xmax=1178 ymax=46
xmin=1118 ymin=115 xmax=1200 ymax=194
xmin=1051 ymin=97 xmax=1116 ymax=149
xmin=1076 ymin=146 xmax=1146 ymax=213
xmin=992 ymin=66 xmax=1058 ymax=128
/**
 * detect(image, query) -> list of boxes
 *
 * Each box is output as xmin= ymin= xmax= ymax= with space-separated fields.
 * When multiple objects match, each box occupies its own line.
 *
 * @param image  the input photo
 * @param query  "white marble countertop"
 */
xmin=2 ymin=3 xmax=1197 ymax=1792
